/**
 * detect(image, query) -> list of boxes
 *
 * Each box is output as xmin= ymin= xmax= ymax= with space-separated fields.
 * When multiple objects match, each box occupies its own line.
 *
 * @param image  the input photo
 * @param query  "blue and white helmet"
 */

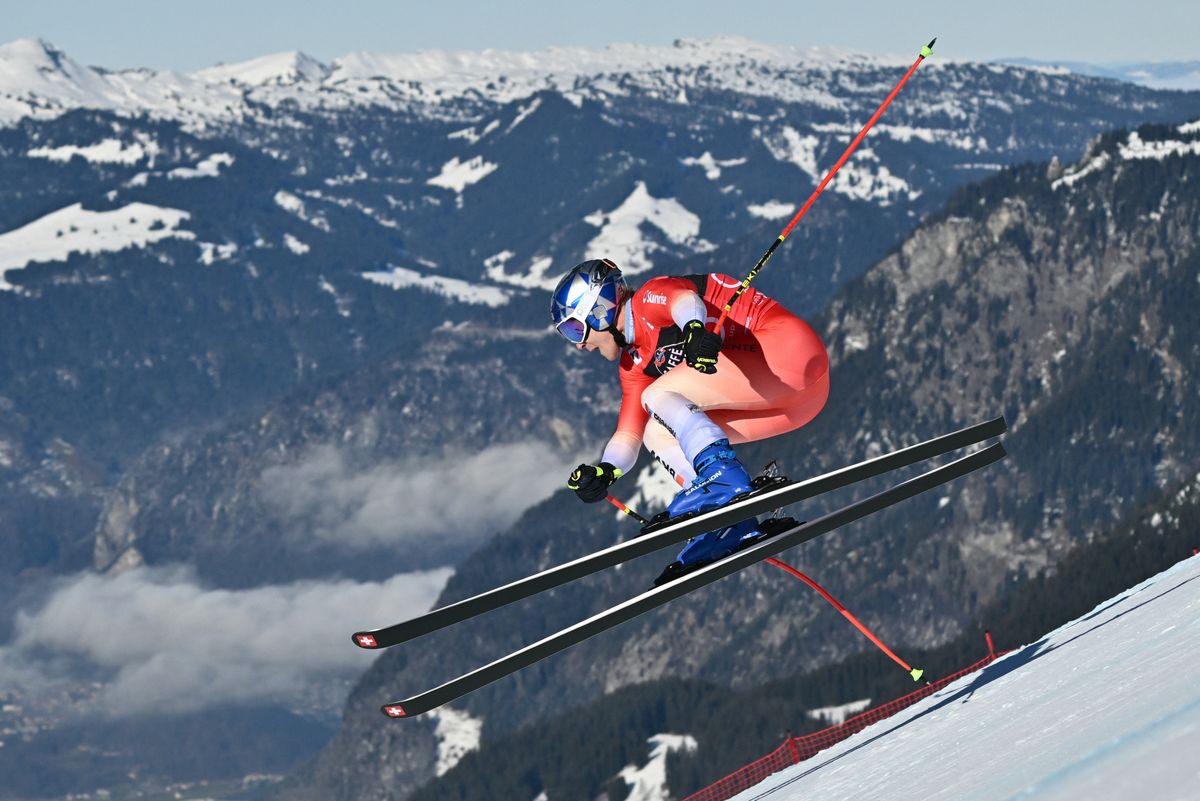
xmin=550 ymin=258 xmax=628 ymax=344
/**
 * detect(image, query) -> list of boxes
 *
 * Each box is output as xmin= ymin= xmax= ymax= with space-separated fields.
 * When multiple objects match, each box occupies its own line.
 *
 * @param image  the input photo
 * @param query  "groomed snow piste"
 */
xmin=728 ymin=554 xmax=1200 ymax=801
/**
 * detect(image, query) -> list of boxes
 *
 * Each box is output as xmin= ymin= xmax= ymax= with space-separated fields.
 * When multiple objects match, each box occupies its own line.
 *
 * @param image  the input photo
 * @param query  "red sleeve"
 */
xmin=632 ymin=276 xmax=705 ymax=328
xmin=616 ymin=357 xmax=652 ymax=439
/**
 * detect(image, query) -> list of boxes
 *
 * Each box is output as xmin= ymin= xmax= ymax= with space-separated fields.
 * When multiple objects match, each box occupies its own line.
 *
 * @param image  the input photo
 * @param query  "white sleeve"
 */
xmin=669 ymin=291 xmax=707 ymax=330
xmin=600 ymin=431 xmax=641 ymax=474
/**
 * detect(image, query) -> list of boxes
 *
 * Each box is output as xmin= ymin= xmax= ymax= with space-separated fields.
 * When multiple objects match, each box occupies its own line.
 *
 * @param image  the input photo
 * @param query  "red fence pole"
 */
xmin=787 ymin=733 xmax=801 ymax=764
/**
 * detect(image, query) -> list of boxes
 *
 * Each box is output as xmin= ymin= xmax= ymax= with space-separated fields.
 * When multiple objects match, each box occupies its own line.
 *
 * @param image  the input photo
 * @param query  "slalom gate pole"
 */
xmin=765 ymin=557 xmax=925 ymax=682
xmin=713 ymin=37 xmax=936 ymax=333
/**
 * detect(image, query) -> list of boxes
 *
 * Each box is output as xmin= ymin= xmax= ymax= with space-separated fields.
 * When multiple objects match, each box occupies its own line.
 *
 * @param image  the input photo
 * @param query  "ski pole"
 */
xmin=713 ymin=37 xmax=936 ymax=334
xmin=606 ymin=494 xmax=650 ymax=526
xmin=766 ymin=557 xmax=925 ymax=682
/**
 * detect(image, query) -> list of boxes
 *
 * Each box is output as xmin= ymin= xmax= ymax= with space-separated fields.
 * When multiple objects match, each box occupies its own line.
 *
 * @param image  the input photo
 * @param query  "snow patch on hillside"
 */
xmin=618 ymin=734 xmax=697 ymax=801
xmin=584 ymin=182 xmax=714 ymax=274
xmin=681 ymin=152 xmax=747 ymax=180
xmin=485 ymin=251 xmax=559 ymax=290
xmin=283 ymin=233 xmax=310 ymax=255
xmin=431 ymin=707 xmax=484 ymax=776
xmin=363 ymin=265 xmax=511 ymax=307
xmin=167 ymin=152 xmax=234 ymax=179
xmin=427 ymin=155 xmax=499 ymax=198
xmin=0 ymin=202 xmax=193 ymax=290
xmin=1118 ymin=130 xmax=1200 ymax=161
xmin=274 ymin=190 xmax=331 ymax=232
xmin=448 ymin=118 xmax=501 ymax=144
xmin=875 ymin=123 xmax=986 ymax=151
xmin=1054 ymin=129 xmax=1200 ymax=192
xmin=830 ymin=151 xmax=917 ymax=204
xmin=1052 ymin=152 xmax=1110 ymax=190
xmin=507 ymin=97 xmax=542 ymax=132
xmin=758 ymin=126 xmax=917 ymax=204
xmin=757 ymin=126 xmax=820 ymax=180
xmin=198 ymin=241 xmax=238 ymax=265
xmin=26 ymin=137 xmax=146 ymax=165
xmin=748 ymin=200 xmax=796 ymax=220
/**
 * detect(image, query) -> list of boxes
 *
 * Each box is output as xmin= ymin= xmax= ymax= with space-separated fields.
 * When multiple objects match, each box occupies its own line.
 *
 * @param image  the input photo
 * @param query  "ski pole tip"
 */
xmin=910 ymin=667 xmax=925 ymax=682
xmin=921 ymin=38 xmax=936 ymax=58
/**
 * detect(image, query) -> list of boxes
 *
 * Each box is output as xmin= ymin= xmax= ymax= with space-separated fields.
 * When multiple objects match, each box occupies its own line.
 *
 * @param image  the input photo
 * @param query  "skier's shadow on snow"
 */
xmin=915 ymin=571 xmax=1199 ymax=712
xmin=747 ymin=571 xmax=1199 ymax=799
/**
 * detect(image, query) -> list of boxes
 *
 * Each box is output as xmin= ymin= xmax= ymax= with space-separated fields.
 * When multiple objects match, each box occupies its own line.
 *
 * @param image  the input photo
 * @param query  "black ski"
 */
xmin=353 ymin=416 xmax=1006 ymax=651
xmin=379 ymin=440 xmax=1006 ymax=717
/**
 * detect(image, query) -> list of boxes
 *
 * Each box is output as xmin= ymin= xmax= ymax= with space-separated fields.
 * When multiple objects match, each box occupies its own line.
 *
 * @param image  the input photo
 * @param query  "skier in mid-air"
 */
xmin=553 ymin=257 xmax=830 ymax=583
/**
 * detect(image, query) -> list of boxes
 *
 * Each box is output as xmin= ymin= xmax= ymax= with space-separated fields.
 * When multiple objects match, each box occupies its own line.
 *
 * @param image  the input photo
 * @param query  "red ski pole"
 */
xmin=713 ymin=38 xmax=936 ymax=333
xmin=766 ymin=557 xmax=925 ymax=681
xmin=606 ymin=493 xmax=649 ymax=526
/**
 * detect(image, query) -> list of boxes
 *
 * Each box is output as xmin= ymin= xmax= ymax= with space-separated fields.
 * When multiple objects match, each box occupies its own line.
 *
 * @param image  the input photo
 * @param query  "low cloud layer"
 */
xmin=2 ymin=565 xmax=451 ymax=717
xmin=260 ymin=441 xmax=576 ymax=555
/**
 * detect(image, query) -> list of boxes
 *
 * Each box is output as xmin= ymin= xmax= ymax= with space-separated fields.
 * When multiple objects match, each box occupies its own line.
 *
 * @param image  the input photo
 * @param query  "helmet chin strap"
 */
xmin=608 ymin=299 xmax=630 ymax=349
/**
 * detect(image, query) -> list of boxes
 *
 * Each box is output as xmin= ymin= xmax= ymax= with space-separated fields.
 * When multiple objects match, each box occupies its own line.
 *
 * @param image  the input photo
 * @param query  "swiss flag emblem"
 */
xmin=384 ymin=705 xmax=406 ymax=717
xmin=355 ymin=634 xmax=378 ymax=648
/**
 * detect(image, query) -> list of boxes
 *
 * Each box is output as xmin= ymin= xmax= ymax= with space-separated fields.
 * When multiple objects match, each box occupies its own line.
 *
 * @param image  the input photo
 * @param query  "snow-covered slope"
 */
xmin=730 ymin=554 xmax=1200 ymax=801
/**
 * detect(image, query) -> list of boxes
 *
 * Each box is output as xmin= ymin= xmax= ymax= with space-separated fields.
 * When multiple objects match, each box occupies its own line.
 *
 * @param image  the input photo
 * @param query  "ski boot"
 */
xmin=653 ymin=439 xmax=762 ymax=586
xmin=654 ymin=517 xmax=762 ymax=586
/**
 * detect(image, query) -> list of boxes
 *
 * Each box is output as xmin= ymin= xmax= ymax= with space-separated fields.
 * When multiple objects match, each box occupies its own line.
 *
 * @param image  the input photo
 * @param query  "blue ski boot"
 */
xmin=665 ymin=439 xmax=755 ymax=518
xmin=654 ymin=440 xmax=762 ymax=586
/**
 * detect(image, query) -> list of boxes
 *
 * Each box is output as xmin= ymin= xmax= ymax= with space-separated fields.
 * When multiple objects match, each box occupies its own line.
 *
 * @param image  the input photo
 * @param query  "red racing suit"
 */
xmin=600 ymin=273 xmax=829 ymax=484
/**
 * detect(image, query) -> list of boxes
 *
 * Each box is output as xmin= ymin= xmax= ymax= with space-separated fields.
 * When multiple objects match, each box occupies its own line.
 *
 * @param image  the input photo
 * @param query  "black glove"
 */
xmin=567 ymin=462 xmax=621 ymax=503
xmin=683 ymin=319 xmax=721 ymax=374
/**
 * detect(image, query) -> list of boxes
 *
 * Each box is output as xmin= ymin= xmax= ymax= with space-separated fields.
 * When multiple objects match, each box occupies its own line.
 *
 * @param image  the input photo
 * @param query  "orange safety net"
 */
xmin=680 ymin=651 xmax=1005 ymax=801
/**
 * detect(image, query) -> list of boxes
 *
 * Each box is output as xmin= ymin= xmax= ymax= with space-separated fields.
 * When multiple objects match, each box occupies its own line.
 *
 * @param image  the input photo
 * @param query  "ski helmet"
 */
xmin=550 ymin=258 xmax=628 ymax=344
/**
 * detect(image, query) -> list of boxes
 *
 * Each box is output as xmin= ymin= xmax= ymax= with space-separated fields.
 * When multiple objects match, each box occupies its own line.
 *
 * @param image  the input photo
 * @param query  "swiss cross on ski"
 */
xmin=348 ymin=37 xmax=1009 ymax=720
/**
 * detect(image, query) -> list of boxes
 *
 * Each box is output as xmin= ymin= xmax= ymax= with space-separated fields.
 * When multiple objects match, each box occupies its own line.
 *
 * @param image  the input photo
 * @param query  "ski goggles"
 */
xmin=555 ymin=312 xmax=591 ymax=344
xmin=554 ymin=283 xmax=604 ymax=344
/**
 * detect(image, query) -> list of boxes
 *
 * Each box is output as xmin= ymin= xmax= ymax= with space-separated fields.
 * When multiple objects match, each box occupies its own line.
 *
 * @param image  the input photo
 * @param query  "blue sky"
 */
xmin=7 ymin=0 xmax=1199 ymax=71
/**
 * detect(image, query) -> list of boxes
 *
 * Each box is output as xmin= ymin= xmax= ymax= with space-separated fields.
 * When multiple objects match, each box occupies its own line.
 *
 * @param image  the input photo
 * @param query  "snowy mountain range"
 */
xmin=0 ymin=37 xmax=987 ymax=126
xmin=2 ymin=35 xmax=1200 ymax=801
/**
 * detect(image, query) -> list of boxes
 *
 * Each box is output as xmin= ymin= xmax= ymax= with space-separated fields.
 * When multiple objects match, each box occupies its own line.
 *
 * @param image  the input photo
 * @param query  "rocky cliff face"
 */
xmin=290 ymin=121 xmax=1200 ymax=800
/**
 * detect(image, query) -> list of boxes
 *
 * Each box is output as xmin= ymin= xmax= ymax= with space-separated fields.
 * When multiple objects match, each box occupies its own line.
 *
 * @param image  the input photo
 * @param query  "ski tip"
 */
xmin=910 ymin=667 xmax=925 ymax=682
xmin=382 ymin=704 xmax=409 ymax=718
xmin=353 ymin=632 xmax=381 ymax=649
